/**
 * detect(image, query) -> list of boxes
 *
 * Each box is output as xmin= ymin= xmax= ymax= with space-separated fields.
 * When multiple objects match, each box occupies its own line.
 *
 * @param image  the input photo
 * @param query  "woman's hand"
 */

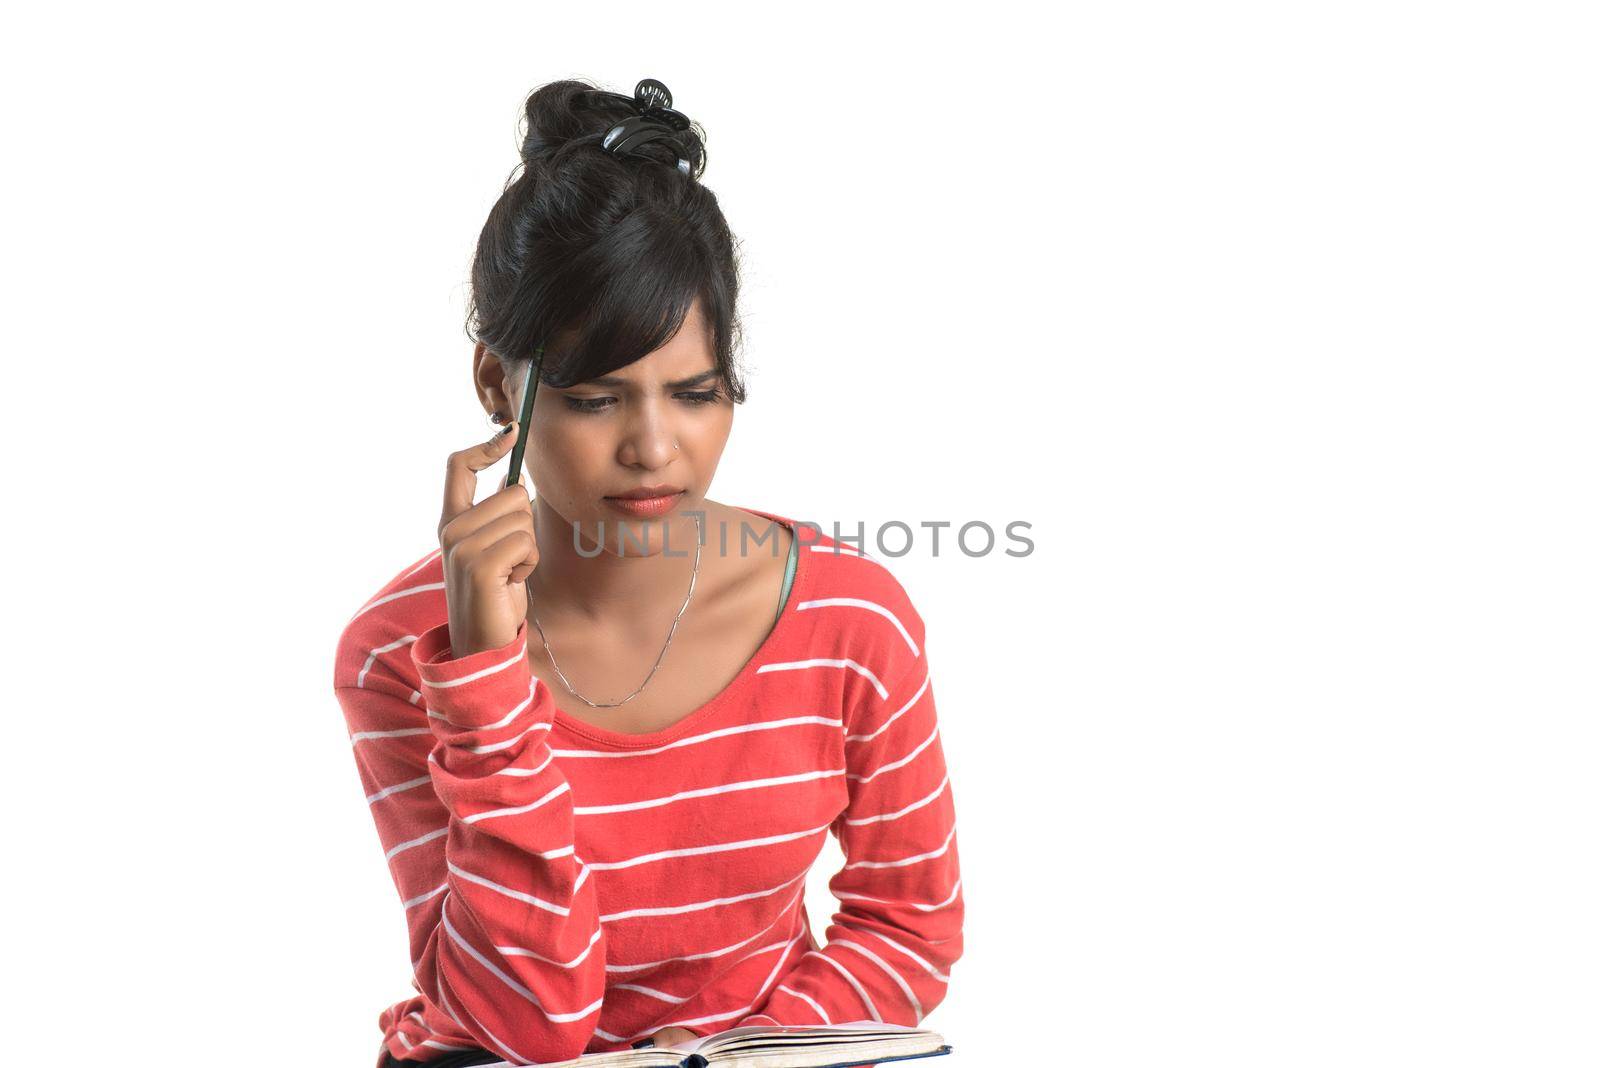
xmin=642 ymin=1026 xmax=701 ymax=1048
xmin=437 ymin=421 xmax=539 ymax=658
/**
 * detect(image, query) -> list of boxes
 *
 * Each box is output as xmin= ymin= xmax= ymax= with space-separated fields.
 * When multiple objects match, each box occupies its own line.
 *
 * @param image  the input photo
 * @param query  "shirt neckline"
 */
xmin=549 ymin=506 xmax=812 ymax=750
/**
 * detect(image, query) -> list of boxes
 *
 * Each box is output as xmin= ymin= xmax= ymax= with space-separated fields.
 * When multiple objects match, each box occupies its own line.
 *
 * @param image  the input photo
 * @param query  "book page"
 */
xmin=691 ymin=1021 xmax=938 ymax=1056
xmin=694 ymin=1021 xmax=924 ymax=1045
xmin=699 ymin=1031 xmax=950 ymax=1068
xmin=474 ymin=1048 xmax=682 ymax=1068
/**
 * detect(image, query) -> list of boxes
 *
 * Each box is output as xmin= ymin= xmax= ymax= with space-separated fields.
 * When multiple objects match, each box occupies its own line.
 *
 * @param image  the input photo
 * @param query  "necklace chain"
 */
xmin=525 ymin=513 xmax=703 ymax=709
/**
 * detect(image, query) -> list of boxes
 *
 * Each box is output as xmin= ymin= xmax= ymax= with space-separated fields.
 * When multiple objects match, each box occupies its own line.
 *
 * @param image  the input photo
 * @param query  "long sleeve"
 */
xmin=335 ymin=618 xmax=606 ymax=1065
xmin=734 ymin=650 xmax=965 ymax=1029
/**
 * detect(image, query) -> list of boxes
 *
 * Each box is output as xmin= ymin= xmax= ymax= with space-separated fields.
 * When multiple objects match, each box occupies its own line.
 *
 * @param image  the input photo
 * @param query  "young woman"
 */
xmin=333 ymin=78 xmax=964 ymax=1068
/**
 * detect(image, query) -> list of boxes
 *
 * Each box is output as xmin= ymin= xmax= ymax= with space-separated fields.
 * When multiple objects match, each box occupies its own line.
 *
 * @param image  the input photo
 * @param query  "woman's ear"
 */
xmin=471 ymin=340 xmax=516 ymax=420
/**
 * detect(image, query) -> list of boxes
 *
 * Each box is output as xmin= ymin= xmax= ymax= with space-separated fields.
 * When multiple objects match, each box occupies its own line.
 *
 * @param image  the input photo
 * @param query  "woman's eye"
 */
xmin=564 ymin=389 xmax=721 ymax=413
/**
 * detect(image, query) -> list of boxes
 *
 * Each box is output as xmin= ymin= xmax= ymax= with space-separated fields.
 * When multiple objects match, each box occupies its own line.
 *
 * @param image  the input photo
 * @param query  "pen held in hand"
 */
xmin=503 ymin=343 xmax=544 ymax=491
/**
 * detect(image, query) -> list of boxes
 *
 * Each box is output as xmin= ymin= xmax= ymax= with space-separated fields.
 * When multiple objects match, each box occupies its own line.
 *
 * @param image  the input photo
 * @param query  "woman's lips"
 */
xmin=602 ymin=491 xmax=685 ymax=518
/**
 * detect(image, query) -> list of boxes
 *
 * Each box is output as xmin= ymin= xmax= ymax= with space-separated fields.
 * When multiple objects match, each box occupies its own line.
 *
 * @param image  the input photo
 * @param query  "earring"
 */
xmin=490 ymin=412 xmax=506 ymax=427
xmin=674 ymin=443 xmax=680 ymax=450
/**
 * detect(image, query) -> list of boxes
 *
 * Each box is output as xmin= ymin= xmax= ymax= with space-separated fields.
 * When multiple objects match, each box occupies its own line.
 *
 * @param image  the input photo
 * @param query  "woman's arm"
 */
xmin=336 ymin=618 xmax=606 ymax=1064
xmin=734 ymin=650 xmax=965 ymax=1028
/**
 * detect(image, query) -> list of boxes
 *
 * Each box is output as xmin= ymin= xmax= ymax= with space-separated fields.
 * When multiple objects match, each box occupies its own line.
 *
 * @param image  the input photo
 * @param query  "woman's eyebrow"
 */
xmin=582 ymin=369 xmax=720 ymax=389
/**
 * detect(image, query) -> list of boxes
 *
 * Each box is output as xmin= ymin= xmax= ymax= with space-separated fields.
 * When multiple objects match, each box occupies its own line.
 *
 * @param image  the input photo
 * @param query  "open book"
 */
xmin=474 ymin=1021 xmax=953 ymax=1068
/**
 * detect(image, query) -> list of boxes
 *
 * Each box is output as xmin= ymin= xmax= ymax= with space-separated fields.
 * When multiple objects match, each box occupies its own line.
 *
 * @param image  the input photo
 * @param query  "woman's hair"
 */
xmin=468 ymin=78 xmax=748 ymax=402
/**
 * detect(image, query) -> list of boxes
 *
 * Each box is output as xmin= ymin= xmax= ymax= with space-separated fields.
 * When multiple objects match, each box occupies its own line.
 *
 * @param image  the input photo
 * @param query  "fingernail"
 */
xmin=631 ymin=1039 xmax=656 ymax=1049
xmin=500 ymin=421 xmax=516 ymax=436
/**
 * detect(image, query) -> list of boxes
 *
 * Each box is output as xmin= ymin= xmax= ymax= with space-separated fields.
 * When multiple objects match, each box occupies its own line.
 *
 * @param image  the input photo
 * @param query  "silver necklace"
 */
xmin=524 ymin=512 xmax=703 ymax=708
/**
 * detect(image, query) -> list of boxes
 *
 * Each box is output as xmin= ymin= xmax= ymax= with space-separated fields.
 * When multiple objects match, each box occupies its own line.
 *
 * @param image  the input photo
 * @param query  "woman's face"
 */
xmin=509 ymin=298 xmax=733 ymax=557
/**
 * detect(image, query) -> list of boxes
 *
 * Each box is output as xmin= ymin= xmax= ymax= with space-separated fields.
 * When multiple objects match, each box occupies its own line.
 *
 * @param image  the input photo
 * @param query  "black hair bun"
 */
xmin=519 ymin=77 xmax=706 ymax=179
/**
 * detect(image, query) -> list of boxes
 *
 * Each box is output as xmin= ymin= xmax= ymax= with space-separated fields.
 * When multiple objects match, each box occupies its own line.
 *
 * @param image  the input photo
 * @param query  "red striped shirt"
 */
xmin=333 ymin=510 xmax=964 ymax=1066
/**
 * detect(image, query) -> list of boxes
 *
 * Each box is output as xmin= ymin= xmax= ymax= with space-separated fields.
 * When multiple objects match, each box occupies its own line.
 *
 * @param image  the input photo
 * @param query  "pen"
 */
xmin=503 ymin=343 xmax=544 ymax=490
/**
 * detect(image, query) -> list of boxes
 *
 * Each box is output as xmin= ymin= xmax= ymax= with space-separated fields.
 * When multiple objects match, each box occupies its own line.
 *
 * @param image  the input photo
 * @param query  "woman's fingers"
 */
xmin=647 ymin=1026 xmax=701 ymax=1048
xmin=440 ymin=420 xmax=520 ymax=534
xmin=434 ymin=420 xmax=539 ymax=657
xmin=451 ymin=510 xmax=540 ymax=588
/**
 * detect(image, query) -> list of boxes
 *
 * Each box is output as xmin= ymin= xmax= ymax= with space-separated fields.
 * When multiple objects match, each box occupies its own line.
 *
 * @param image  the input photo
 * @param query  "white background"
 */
xmin=3 ymin=2 xmax=1596 ymax=1065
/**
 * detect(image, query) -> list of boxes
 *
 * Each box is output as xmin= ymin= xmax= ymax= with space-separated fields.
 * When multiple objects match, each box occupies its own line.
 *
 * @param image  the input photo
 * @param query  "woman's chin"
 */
xmin=589 ymin=508 xmax=703 ymax=558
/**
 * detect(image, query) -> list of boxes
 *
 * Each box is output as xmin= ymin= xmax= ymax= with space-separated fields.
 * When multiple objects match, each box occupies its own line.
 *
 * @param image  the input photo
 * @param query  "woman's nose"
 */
xmin=619 ymin=405 xmax=680 ymax=467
